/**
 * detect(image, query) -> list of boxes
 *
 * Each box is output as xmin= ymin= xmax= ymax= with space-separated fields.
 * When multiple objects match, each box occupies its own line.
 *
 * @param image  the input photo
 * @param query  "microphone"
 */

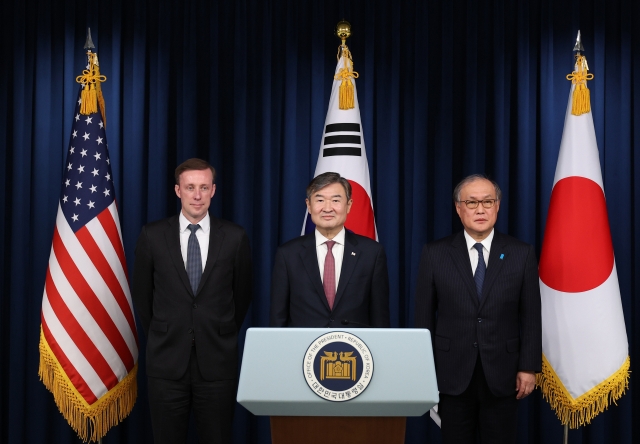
xmin=341 ymin=319 xmax=371 ymax=328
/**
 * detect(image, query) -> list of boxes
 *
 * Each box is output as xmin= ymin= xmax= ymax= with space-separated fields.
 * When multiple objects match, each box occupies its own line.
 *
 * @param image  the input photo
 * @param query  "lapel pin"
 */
xmin=500 ymin=253 xmax=504 ymax=260
xmin=351 ymin=252 xmax=356 ymax=256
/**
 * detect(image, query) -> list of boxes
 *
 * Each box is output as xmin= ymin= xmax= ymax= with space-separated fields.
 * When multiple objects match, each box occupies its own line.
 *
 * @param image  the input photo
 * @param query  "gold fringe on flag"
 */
xmin=38 ymin=328 xmax=137 ymax=443
xmin=566 ymin=54 xmax=594 ymax=116
xmin=536 ymin=353 xmax=630 ymax=429
xmin=334 ymin=45 xmax=359 ymax=110
xmin=76 ymin=51 xmax=107 ymax=125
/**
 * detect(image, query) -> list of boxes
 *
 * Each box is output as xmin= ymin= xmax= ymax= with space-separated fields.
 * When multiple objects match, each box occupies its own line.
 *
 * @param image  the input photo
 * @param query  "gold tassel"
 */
xmin=566 ymin=54 xmax=594 ymax=116
xmin=39 ymin=328 xmax=137 ymax=442
xmin=334 ymin=45 xmax=359 ymax=110
xmin=80 ymin=87 xmax=91 ymax=115
xmin=536 ymin=353 xmax=630 ymax=429
xmin=76 ymin=52 xmax=107 ymax=117
xmin=339 ymin=78 xmax=354 ymax=109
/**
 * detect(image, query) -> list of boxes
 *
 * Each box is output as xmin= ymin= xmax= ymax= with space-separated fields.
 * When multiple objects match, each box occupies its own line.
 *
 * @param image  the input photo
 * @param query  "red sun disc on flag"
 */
xmin=345 ymin=180 xmax=376 ymax=240
xmin=539 ymin=176 xmax=614 ymax=292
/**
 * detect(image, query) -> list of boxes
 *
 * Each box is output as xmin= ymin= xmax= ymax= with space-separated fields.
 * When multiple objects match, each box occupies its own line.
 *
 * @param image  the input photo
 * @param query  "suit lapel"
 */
xmin=299 ymin=234 xmax=330 ymax=311
xmin=479 ymin=231 xmax=507 ymax=309
xmin=333 ymin=231 xmax=360 ymax=310
xmin=165 ymin=216 xmax=195 ymax=297
xmin=197 ymin=215 xmax=224 ymax=297
xmin=448 ymin=231 xmax=479 ymax=306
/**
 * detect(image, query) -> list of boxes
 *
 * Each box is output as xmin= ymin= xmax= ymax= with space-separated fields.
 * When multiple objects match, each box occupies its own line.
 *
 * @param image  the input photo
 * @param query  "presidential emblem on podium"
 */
xmin=320 ymin=351 xmax=358 ymax=381
xmin=303 ymin=332 xmax=374 ymax=401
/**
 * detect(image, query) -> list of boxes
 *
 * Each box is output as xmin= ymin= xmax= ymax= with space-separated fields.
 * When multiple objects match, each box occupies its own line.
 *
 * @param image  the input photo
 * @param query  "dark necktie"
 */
xmin=474 ymin=243 xmax=486 ymax=299
xmin=323 ymin=241 xmax=337 ymax=309
xmin=187 ymin=224 xmax=202 ymax=294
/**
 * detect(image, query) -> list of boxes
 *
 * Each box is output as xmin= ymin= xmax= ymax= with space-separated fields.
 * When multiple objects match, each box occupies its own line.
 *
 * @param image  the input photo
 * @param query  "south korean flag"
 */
xmin=302 ymin=55 xmax=377 ymax=240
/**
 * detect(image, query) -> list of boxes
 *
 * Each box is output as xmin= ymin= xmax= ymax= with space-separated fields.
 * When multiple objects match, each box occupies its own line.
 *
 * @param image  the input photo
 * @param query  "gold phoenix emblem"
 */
xmin=320 ymin=351 xmax=357 ymax=381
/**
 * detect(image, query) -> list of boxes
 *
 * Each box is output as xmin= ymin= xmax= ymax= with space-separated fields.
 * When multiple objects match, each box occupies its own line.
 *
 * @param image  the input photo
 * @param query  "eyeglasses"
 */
xmin=457 ymin=199 xmax=498 ymax=209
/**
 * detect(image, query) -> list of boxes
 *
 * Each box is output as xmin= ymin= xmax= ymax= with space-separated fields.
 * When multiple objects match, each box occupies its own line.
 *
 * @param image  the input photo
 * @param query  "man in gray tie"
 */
xmin=132 ymin=158 xmax=252 ymax=444
xmin=270 ymin=172 xmax=390 ymax=328
xmin=414 ymin=174 xmax=541 ymax=444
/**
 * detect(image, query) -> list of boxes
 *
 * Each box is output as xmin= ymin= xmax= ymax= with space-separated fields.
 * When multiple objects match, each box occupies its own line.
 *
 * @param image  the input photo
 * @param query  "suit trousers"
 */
xmin=438 ymin=356 xmax=518 ymax=444
xmin=147 ymin=346 xmax=236 ymax=444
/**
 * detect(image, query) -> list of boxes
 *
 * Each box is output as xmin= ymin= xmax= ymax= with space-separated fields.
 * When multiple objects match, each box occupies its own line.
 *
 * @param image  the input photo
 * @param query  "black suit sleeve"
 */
xmin=414 ymin=244 xmax=437 ymax=333
xmin=132 ymin=226 xmax=154 ymax=337
xmin=517 ymin=244 xmax=542 ymax=372
xmin=269 ymin=247 xmax=290 ymax=327
xmin=233 ymin=231 xmax=253 ymax=329
xmin=369 ymin=245 xmax=391 ymax=327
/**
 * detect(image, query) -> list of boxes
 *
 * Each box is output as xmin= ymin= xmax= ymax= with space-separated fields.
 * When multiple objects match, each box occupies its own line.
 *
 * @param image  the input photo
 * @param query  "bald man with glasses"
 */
xmin=414 ymin=174 xmax=541 ymax=444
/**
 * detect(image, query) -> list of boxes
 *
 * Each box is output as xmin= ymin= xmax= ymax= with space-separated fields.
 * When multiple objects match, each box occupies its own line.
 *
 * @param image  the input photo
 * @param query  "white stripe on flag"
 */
xmin=107 ymin=202 xmax=125 ymax=246
xmin=42 ymin=293 xmax=108 ymax=399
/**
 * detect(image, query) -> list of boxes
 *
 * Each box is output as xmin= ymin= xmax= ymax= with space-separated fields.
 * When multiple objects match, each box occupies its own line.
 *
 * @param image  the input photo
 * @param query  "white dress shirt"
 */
xmin=179 ymin=211 xmax=210 ymax=272
xmin=314 ymin=228 xmax=346 ymax=292
xmin=463 ymin=228 xmax=494 ymax=275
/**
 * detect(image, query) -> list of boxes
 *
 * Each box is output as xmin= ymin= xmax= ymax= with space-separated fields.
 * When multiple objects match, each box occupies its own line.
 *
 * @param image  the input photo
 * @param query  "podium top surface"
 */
xmin=237 ymin=327 xmax=438 ymax=417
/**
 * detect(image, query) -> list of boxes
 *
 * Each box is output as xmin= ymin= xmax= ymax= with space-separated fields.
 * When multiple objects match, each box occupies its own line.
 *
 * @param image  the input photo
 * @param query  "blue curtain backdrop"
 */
xmin=1 ymin=0 xmax=638 ymax=442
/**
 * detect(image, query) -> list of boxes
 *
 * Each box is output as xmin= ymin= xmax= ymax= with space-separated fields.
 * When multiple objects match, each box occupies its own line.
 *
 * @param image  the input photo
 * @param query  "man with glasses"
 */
xmin=415 ymin=174 xmax=541 ymax=444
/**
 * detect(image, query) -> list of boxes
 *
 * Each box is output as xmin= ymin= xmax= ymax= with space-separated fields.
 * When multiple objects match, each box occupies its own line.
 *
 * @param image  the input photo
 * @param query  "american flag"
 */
xmin=39 ymin=83 xmax=138 ymax=441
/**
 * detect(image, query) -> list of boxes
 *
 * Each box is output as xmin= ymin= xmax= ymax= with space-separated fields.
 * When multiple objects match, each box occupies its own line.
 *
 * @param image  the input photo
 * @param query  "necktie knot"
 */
xmin=188 ymin=224 xmax=200 ymax=234
xmin=326 ymin=240 xmax=336 ymax=251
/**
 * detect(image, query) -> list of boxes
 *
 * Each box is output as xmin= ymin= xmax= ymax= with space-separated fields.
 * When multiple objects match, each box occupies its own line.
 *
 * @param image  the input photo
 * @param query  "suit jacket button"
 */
xmin=473 ymin=342 xmax=478 ymax=347
xmin=478 ymin=318 xmax=482 ymax=322
xmin=192 ymin=303 xmax=197 ymax=309
xmin=188 ymin=328 xmax=193 ymax=334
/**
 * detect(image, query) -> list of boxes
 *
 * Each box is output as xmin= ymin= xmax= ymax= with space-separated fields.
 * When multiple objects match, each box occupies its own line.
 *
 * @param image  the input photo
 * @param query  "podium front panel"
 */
xmin=237 ymin=328 xmax=438 ymax=417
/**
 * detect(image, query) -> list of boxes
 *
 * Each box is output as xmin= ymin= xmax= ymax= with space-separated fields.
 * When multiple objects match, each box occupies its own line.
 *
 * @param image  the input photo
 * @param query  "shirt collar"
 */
xmin=315 ymin=227 xmax=346 ymax=247
xmin=463 ymin=228 xmax=494 ymax=252
xmin=179 ymin=211 xmax=210 ymax=234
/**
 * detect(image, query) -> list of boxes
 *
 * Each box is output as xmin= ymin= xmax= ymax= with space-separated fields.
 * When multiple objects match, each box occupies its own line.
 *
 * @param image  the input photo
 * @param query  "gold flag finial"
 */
xmin=336 ymin=20 xmax=351 ymax=46
xmin=334 ymin=21 xmax=358 ymax=110
xmin=566 ymin=30 xmax=594 ymax=116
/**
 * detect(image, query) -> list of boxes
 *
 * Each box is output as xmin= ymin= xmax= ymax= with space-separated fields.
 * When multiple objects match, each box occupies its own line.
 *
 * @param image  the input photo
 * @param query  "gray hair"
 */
xmin=453 ymin=174 xmax=502 ymax=202
xmin=306 ymin=172 xmax=352 ymax=201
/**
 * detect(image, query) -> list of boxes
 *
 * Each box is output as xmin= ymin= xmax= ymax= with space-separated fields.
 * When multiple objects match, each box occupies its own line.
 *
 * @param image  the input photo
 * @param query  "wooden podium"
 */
xmin=270 ymin=416 xmax=406 ymax=444
xmin=237 ymin=328 xmax=438 ymax=444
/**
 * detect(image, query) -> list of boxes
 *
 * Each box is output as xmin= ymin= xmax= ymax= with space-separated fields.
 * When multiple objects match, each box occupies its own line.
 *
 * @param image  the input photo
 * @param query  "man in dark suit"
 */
xmin=415 ymin=174 xmax=541 ymax=443
xmin=270 ymin=172 xmax=389 ymax=328
xmin=132 ymin=158 xmax=252 ymax=444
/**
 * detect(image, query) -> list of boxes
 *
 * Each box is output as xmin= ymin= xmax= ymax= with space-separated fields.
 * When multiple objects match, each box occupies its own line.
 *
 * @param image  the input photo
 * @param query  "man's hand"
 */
xmin=515 ymin=371 xmax=536 ymax=399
